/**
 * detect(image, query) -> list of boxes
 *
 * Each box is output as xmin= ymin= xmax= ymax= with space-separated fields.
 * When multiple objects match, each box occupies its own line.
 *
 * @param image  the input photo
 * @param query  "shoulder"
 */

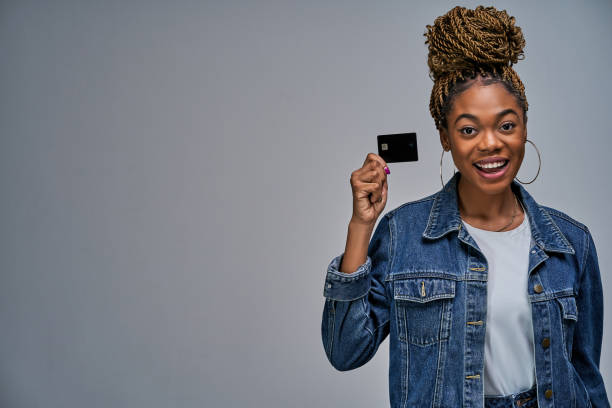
xmin=537 ymin=204 xmax=595 ymax=266
xmin=539 ymin=204 xmax=590 ymax=235
xmin=374 ymin=191 xmax=438 ymax=239
xmin=383 ymin=191 xmax=438 ymax=221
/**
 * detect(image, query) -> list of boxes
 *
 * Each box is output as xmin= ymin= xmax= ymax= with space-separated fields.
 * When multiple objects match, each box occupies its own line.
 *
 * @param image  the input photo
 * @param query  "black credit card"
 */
xmin=377 ymin=132 xmax=418 ymax=163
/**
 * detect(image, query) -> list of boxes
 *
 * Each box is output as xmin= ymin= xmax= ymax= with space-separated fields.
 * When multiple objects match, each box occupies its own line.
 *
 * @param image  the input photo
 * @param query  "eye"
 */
xmin=460 ymin=126 xmax=477 ymax=135
xmin=500 ymin=122 xmax=515 ymax=131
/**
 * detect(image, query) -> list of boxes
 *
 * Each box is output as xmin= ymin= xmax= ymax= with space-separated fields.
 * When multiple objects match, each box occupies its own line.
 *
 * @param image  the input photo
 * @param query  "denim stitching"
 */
xmin=542 ymin=206 xmax=589 ymax=232
xmin=547 ymin=301 xmax=555 ymax=406
xmin=424 ymin=192 xmax=441 ymax=238
xmin=580 ymin=229 xmax=590 ymax=276
xmin=394 ymin=293 xmax=455 ymax=302
xmin=402 ymin=316 xmax=409 ymax=408
xmin=540 ymin=208 xmax=575 ymax=253
xmin=529 ymin=289 xmax=575 ymax=302
xmin=385 ymin=271 xmax=459 ymax=282
xmin=394 ymin=197 xmax=436 ymax=217
xmin=372 ymin=318 xmax=389 ymax=333
xmin=556 ymin=296 xmax=578 ymax=321
xmin=362 ymin=297 xmax=390 ymax=337
xmin=324 ymin=291 xmax=369 ymax=302
xmin=434 ymin=299 xmax=453 ymax=406
xmin=387 ymin=194 xmax=436 ymax=217
xmin=557 ymin=299 xmax=571 ymax=361
xmin=433 ymin=336 xmax=446 ymax=407
xmin=528 ymin=298 xmax=540 ymax=408
xmin=387 ymin=214 xmax=395 ymax=286
xmin=361 ymin=297 xmax=372 ymax=336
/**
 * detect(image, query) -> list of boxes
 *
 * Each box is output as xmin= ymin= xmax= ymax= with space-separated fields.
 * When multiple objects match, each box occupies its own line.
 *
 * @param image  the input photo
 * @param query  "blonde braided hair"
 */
xmin=424 ymin=6 xmax=528 ymax=131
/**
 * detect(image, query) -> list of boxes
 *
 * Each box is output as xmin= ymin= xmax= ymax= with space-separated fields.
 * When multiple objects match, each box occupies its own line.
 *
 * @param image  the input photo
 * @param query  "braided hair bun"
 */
xmin=424 ymin=6 xmax=528 ymax=130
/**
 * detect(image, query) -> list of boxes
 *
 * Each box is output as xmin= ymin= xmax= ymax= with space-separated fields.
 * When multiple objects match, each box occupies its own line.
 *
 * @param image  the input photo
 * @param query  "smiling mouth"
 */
xmin=473 ymin=160 xmax=509 ymax=173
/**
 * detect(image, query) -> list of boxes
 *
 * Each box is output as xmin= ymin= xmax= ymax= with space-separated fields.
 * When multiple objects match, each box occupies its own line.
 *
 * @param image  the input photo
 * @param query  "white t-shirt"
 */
xmin=461 ymin=212 xmax=536 ymax=396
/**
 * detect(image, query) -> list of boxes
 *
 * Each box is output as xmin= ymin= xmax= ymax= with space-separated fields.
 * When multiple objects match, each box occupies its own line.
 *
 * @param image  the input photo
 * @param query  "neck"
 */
xmin=457 ymin=175 xmax=519 ymax=222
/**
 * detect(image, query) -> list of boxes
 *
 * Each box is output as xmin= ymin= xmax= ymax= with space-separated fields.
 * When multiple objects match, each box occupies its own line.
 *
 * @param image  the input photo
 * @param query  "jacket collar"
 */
xmin=422 ymin=172 xmax=575 ymax=254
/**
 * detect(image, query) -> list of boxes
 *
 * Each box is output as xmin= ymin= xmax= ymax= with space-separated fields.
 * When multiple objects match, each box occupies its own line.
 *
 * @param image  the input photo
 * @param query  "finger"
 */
xmin=382 ymin=179 xmax=388 ymax=200
xmin=362 ymin=152 xmax=376 ymax=167
xmin=378 ymin=189 xmax=387 ymax=203
xmin=377 ymin=179 xmax=388 ymax=203
xmin=373 ymin=181 xmax=388 ymax=209
xmin=353 ymin=167 xmax=382 ymax=187
xmin=361 ymin=169 xmax=379 ymax=183
xmin=367 ymin=180 xmax=385 ymax=203
xmin=364 ymin=153 xmax=390 ymax=175
xmin=366 ymin=157 xmax=389 ymax=189
xmin=357 ymin=181 xmax=381 ymax=196
xmin=362 ymin=161 xmax=388 ymax=185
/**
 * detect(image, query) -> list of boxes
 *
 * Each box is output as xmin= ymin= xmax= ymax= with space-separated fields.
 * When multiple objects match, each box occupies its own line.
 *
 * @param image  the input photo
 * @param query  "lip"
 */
xmin=473 ymin=159 xmax=510 ymax=180
xmin=473 ymin=156 xmax=508 ymax=165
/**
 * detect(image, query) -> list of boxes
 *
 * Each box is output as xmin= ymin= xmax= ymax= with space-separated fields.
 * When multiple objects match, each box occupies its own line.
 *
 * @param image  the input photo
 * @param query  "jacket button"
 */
xmin=533 ymin=284 xmax=543 ymax=293
xmin=541 ymin=337 xmax=550 ymax=348
xmin=545 ymin=389 xmax=553 ymax=399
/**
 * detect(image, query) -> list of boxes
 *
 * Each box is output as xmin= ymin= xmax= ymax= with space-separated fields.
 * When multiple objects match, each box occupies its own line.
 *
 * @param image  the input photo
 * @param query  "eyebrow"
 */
xmin=454 ymin=108 xmax=520 ymax=125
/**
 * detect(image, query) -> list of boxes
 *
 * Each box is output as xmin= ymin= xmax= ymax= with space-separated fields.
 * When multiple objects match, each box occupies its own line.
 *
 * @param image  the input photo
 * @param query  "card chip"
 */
xmin=381 ymin=143 xmax=388 ymax=150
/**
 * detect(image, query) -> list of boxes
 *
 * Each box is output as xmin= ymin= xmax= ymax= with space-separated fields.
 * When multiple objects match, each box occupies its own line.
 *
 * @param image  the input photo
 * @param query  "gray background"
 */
xmin=1 ymin=0 xmax=611 ymax=406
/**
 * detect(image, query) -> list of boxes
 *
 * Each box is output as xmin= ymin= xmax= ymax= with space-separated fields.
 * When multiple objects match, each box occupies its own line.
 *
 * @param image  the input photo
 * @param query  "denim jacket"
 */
xmin=321 ymin=172 xmax=609 ymax=407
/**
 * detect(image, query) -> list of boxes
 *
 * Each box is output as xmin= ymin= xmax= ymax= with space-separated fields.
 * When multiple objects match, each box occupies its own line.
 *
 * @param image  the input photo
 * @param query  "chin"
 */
xmin=481 ymin=183 xmax=513 ymax=196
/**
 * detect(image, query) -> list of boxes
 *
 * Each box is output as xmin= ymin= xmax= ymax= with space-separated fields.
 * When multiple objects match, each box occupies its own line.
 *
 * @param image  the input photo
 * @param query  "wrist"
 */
xmin=349 ymin=217 xmax=376 ymax=232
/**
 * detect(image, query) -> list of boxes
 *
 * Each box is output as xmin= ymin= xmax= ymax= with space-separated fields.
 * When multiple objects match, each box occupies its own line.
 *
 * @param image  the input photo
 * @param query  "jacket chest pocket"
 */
xmin=394 ymin=277 xmax=456 ymax=346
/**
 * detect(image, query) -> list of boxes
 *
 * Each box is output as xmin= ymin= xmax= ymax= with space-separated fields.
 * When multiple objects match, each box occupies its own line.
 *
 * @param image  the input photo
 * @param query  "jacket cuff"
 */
xmin=323 ymin=253 xmax=371 ymax=301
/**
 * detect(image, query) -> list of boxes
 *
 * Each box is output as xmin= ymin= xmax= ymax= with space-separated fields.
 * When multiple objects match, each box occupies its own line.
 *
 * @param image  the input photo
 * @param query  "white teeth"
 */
xmin=476 ymin=161 xmax=506 ymax=169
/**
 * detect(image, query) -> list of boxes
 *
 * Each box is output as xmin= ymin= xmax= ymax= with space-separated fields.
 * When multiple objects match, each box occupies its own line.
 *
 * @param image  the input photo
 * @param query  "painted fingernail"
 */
xmin=384 ymin=166 xmax=390 ymax=174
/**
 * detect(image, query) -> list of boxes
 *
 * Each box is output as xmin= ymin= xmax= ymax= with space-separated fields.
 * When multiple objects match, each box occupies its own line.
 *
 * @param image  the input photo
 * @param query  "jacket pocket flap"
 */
xmin=394 ymin=278 xmax=456 ymax=303
xmin=556 ymin=296 xmax=578 ymax=321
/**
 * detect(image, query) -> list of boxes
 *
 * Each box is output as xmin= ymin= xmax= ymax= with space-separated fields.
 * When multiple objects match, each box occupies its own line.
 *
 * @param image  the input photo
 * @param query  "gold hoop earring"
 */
xmin=515 ymin=139 xmax=541 ymax=184
xmin=440 ymin=148 xmax=456 ymax=188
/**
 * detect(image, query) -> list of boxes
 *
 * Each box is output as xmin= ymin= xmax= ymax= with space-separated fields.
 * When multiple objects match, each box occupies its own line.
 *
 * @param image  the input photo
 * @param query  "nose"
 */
xmin=477 ymin=129 xmax=503 ymax=152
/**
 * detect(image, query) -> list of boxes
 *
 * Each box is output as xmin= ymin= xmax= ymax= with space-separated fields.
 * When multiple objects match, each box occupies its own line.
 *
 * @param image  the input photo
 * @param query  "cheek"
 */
xmin=516 ymin=142 xmax=526 ymax=161
xmin=449 ymin=146 xmax=472 ymax=167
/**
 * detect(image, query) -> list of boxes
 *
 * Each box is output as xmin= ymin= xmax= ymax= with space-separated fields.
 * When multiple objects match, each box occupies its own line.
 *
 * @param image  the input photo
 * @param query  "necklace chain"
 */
xmin=461 ymin=193 xmax=524 ymax=232
xmin=494 ymin=194 xmax=522 ymax=232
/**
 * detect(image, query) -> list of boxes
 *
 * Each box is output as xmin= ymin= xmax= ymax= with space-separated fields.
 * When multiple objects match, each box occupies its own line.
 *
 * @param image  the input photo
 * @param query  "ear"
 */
xmin=439 ymin=128 xmax=450 ymax=151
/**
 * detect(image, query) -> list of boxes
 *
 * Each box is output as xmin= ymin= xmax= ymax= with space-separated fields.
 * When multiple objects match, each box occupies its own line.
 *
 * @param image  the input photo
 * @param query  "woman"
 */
xmin=321 ymin=6 xmax=609 ymax=408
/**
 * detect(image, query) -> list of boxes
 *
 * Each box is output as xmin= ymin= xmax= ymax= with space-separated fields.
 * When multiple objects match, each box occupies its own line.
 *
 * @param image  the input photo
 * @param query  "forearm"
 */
xmin=339 ymin=219 xmax=375 ymax=274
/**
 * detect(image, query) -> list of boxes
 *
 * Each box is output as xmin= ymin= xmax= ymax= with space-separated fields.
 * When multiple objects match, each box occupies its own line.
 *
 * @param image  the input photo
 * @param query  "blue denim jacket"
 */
xmin=321 ymin=172 xmax=609 ymax=407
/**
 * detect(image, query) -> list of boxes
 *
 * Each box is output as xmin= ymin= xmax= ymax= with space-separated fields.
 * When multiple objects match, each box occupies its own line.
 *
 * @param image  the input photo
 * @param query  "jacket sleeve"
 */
xmin=321 ymin=214 xmax=392 ymax=371
xmin=571 ymin=229 xmax=610 ymax=407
